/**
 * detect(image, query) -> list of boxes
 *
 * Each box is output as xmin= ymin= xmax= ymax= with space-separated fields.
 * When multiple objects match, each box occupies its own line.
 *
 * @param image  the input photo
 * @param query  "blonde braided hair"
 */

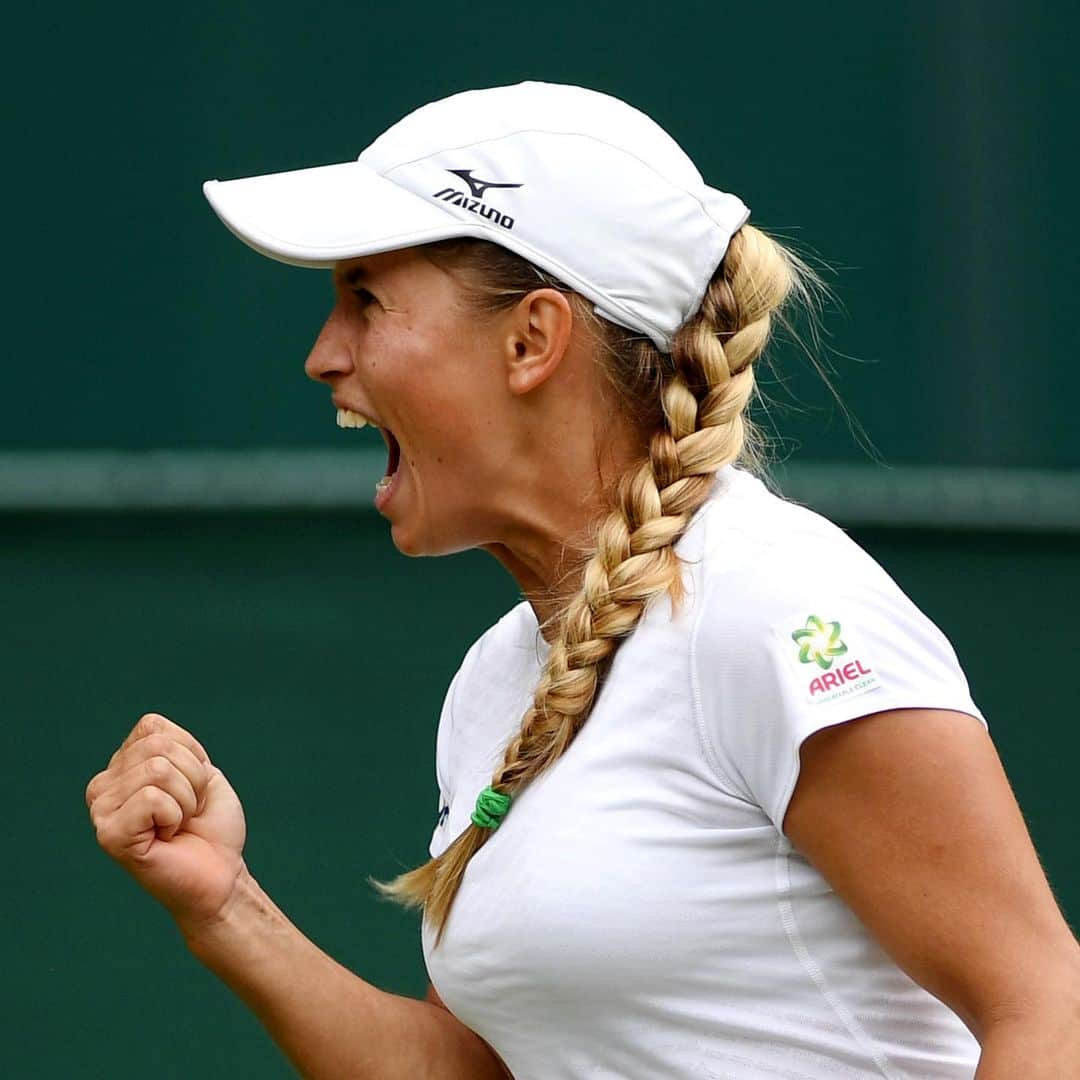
xmin=375 ymin=225 xmax=816 ymax=941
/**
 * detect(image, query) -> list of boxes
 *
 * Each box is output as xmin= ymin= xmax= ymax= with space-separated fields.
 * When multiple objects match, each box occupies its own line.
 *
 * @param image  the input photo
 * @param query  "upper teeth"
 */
xmin=336 ymin=407 xmax=370 ymax=429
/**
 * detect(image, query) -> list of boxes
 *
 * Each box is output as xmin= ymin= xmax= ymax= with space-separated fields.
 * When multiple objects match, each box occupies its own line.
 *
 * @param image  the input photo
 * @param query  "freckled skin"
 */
xmin=304 ymin=247 xmax=646 ymax=627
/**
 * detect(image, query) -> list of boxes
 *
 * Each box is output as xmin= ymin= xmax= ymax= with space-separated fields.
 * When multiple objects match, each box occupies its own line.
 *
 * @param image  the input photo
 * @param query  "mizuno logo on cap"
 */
xmin=431 ymin=167 xmax=522 ymax=231
xmin=445 ymin=169 xmax=523 ymax=199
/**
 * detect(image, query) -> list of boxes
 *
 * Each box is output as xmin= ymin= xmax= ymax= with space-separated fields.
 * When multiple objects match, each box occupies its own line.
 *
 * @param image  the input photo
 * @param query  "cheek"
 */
xmin=400 ymin=407 xmax=504 ymax=533
xmin=404 ymin=367 xmax=502 ymax=467
xmin=412 ymin=417 xmax=489 ymax=484
xmin=369 ymin=313 xmax=506 ymax=481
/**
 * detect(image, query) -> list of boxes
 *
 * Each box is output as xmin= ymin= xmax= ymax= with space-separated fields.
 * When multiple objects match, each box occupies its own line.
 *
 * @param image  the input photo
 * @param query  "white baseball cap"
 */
xmin=203 ymin=80 xmax=750 ymax=353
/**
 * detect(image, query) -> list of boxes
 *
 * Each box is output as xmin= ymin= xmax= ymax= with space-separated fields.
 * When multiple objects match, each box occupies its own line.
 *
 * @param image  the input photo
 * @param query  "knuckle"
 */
xmin=129 ymin=736 xmax=175 ymax=767
xmin=94 ymin=820 xmax=116 ymax=851
xmin=136 ymin=713 xmax=166 ymax=737
xmin=147 ymin=788 xmax=181 ymax=822
xmin=144 ymin=784 xmax=169 ymax=809
xmin=144 ymin=755 xmax=173 ymax=784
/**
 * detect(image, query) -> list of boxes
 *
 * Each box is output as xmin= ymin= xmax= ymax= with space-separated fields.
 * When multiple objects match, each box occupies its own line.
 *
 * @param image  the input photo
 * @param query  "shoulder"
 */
xmin=689 ymin=466 xmax=894 ymax=619
xmin=685 ymin=469 xmax=984 ymax=827
xmin=692 ymin=467 xmax=974 ymax=688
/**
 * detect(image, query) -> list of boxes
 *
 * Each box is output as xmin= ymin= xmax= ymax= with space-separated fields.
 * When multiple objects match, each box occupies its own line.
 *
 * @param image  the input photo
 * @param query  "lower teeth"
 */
xmin=375 ymin=476 xmax=392 ymax=493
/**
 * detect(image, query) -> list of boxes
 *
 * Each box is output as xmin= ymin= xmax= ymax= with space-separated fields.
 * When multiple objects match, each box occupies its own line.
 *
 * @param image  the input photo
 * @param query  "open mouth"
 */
xmin=380 ymin=426 xmax=401 ymax=480
xmin=337 ymin=406 xmax=401 ymax=497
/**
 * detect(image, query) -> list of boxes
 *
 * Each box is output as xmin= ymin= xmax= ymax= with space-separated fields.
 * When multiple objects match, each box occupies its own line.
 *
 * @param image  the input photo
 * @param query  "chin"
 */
xmin=388 ymin=522 xmax=427 ymax=558
xmin=390 ymin=519 xmax=477 ymax=559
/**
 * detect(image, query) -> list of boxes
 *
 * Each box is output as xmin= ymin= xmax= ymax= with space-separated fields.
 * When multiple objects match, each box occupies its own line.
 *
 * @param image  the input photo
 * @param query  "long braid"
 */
xmin=375 ymin=225 xmax=803 ymax=940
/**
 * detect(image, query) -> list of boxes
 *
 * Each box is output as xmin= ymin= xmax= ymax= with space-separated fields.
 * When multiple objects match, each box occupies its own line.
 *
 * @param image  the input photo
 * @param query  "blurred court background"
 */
xmin=3 ymin=2 xmax=1077 ymax=1075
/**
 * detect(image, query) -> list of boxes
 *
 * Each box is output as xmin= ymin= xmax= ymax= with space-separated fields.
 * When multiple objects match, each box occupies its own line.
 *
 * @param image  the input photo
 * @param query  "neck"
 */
xmin=478 ymin=425 xmax=644 ymax=639
xmin=475 ymin=344 xmax=650 ymax=639
xmin=479 ymin=539 xmax=590 ymax=640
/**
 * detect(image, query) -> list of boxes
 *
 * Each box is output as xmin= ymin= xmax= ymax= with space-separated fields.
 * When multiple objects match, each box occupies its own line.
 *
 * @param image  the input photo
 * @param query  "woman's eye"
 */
xmin=352 ymin=287 xmax=377 ymax=308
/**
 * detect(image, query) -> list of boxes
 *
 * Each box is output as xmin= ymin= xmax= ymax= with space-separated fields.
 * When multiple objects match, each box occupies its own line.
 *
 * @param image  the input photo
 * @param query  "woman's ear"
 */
xmin=504 ymin=288 xmax=574 ymax=397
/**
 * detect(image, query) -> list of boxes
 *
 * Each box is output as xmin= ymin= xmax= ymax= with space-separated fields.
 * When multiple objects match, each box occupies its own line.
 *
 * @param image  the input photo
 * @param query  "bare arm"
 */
xmin=86 ymin=714 xmax=508 ymax=1080
xmin=181 ymin=871 xmax=508 ymax=1080
xmin=784 ymin=708 xmax=1080 ymax=1079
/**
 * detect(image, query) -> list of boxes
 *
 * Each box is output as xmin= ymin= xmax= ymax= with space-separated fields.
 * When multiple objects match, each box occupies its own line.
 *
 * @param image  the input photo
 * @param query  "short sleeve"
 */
xmin=690 ymin=527 xmax=986 ymax=835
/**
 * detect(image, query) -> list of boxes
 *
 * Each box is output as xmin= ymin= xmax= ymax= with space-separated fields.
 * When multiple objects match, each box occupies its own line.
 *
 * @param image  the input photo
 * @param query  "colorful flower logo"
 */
xmin=791 ymin=616 xmax=848 ymax=670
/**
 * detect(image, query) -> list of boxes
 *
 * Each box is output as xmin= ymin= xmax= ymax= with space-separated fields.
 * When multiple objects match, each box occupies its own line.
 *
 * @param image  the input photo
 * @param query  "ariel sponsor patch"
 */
xmin=787 ymin=615 xmax=881 ymax=704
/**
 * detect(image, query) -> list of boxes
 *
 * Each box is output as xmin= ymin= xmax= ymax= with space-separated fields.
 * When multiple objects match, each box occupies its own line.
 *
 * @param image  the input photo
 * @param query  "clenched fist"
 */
xmin=85 ymin=713 xmax=247 ymax=933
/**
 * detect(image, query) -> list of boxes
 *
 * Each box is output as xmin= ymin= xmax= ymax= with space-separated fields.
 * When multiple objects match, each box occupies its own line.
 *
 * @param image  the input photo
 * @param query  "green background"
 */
xmin=5 ymin=0 xmax=1078 ymax=465
xmin=3 ymin=1 xmax=1077 ymax=1076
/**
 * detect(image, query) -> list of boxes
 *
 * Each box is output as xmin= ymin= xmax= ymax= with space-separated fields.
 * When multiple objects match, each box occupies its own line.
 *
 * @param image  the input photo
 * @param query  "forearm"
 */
xmin=180 ymin=866 xmax=505 ymax=1080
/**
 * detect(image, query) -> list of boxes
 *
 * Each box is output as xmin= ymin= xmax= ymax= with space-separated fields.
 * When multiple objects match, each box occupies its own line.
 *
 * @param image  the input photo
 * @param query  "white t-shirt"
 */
xmin=422 ymin=465 xmax=986 ymax=1079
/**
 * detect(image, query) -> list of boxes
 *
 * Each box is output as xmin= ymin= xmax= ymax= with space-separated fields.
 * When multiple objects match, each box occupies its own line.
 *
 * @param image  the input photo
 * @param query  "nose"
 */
xmin=304 ymin=303 xmax=356 ymax=383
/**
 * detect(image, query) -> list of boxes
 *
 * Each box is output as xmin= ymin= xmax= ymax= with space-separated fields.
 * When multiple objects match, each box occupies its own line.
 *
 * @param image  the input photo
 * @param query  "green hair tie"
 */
xmin=471 ymin=786 xmax=512 ymax=830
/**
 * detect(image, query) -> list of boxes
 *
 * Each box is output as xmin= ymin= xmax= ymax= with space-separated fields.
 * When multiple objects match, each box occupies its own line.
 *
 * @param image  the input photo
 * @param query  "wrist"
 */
xmin=177 ymin=863 xmax=272 ymax=959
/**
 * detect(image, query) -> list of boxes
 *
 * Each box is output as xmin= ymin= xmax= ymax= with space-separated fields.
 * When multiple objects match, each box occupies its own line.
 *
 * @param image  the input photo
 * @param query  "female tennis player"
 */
xmin=85 ymin=82 xmax=1079 ymax=1078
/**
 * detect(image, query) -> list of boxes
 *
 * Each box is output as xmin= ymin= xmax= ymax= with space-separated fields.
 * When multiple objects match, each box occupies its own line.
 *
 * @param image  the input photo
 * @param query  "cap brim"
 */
xmin=203 ymin=160 xmax=477 ymax=269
